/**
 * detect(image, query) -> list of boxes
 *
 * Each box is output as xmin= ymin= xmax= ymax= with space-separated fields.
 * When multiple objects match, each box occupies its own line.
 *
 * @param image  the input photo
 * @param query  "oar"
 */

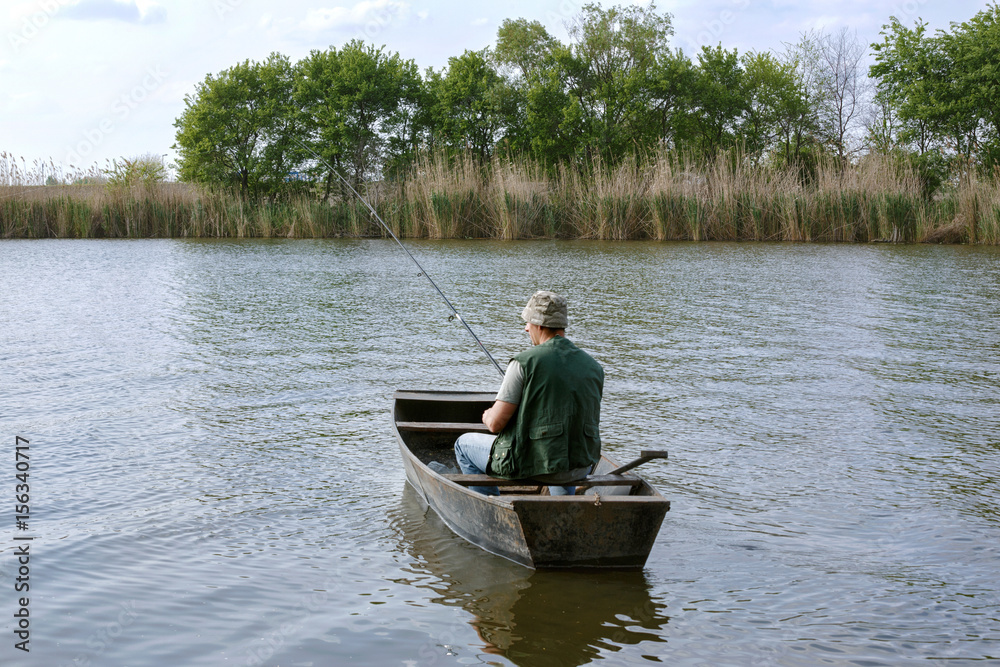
xmin=608 ymin=450 xmax=669 ymax=476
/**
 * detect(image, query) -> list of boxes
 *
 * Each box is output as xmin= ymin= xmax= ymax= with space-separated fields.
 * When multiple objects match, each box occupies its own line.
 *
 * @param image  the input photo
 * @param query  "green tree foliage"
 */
xmin=743 ymin=51 xmax=816 ymax=168
xmin=741 ymin=52 xmax=804 ymax=163
xmin=173 ymin=53 xmax=296 ymax=198
xmin=495 ymin=19 xmax=582 ymax=164
xmin=514 ymin=68 xmax=586 ymax=165
xmin=296 ymin=41 xmax=422 ymax=195
xmin=871 ymin=3 xmax=1000 ymax=172
xmin=564 ymin=1 xmax=674 ymax=158
xmin=426 ymin=49 xmax=509 ymax=162
xmin=494 ymin=4 xmax=678 ymax=163
xmin=491 ymin=3 xmax=812 ymax=165
xmin=495 ymin=18 xmax=560 ymax=81
xmin=171 ymin=3 xmax=1000 ymax=200
xmin=948 ymin=6 xmax=1000 ymax=166
xmin=869 ymin=20 xmax=937 ymax=152
xmin=688 ymin=46 xmax=745 ymax=156
xmin=104 ymin=154 xmax=167 ymax=191
xmin=647 ymin=49 xmax=698 ymax=152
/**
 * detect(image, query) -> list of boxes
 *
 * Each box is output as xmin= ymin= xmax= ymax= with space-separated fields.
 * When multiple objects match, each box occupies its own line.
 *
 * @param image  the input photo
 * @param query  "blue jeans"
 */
xmin=454 ymin=433 xmax=499 ymax=495
xmin=453 ymin=433 xmax=579 ymax=497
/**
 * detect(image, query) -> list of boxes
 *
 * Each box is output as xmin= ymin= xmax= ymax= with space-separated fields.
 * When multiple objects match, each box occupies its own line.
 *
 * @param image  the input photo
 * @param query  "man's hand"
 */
xmin=482 ymin=400 xmax=517 ymax=433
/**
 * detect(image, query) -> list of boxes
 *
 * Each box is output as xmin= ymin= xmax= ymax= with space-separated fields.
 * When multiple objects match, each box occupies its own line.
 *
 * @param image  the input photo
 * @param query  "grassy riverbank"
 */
xmin=3 ymin=153 xmax=998 ymax=243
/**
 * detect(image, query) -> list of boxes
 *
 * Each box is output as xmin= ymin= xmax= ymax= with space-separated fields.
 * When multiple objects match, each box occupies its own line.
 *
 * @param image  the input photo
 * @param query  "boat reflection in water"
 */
xmin=389 ymin=485 xmax=670 ymax=666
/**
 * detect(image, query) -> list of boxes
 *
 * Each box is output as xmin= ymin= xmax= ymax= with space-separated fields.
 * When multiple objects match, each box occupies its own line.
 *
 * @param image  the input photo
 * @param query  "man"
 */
xmin=454 ymin=290 xmax=604 ymax=496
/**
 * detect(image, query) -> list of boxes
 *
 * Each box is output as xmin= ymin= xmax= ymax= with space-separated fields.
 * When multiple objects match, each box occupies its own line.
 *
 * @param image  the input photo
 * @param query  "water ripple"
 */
xmin=1 ymin=240 xmax=998 ymax=665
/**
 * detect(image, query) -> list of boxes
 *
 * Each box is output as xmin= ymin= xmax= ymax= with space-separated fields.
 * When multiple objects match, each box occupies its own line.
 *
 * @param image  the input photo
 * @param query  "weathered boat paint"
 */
xmin=393 ymin=390 xmax=670 ymax=569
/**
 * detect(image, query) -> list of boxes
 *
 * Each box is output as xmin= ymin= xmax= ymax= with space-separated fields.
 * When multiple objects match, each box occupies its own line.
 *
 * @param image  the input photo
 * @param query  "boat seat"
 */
xmin=442 ymin=473 xmax=643 ymax=488
xmin=396 ymin=421 xmax=492 ymax=433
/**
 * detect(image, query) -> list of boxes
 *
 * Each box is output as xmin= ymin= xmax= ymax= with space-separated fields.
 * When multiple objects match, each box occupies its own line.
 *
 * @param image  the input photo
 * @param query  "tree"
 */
xmin=296 ymin=41 xmax=422 ymax=195
xmin=740 ymin=51 xmax=808 ymax=163
xmin=870 ymin=18 xmax=939 ymax=154
xmin=864 ymin=87 xmax=903 ymax=154
xmin=870 ymin=10 xmax=995 ymax=172
xmin=806 ymin=28 xmax=871 ymax=163
xmin=494 ymin=18 xmax=560 ymax=82
xmin=689 ymin=45 xmax=745 ymax=157
xmin=494 ymin=20 xmax=585 ymax=164
xmin=104 ymin=154 xmax=168 ymax=190
xmin=768 ymin=45 xmax=821 ymax=170
xmin=173 ymin=53 xmax=297 ymax=198
xmin=935 ymin=4 xmax=1000 ymax=168
xmin=647 ymin=48 xmax=698 ymax=152
xmin=564 ymin=1 xmax=674 ymax=159
xmin=427 ymin=49 xmax=509 ymax=162
xmin=521 ymin=68 xmax=587 ymax=164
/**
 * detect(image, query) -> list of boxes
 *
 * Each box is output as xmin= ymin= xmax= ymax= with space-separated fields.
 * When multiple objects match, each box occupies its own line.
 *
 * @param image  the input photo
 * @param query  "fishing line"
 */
xmin=294 ymin=139 xmax=505 ymax=377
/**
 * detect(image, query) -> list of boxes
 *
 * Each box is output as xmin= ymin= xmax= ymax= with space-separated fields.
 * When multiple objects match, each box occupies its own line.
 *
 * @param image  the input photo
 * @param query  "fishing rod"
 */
xmin=294 ymin=139 xmax=505 ymax=378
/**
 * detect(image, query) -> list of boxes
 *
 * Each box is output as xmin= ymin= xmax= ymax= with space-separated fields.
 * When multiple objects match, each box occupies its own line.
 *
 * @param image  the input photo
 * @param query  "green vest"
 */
xmin=490 ymin=336 xmax=604 ymax=479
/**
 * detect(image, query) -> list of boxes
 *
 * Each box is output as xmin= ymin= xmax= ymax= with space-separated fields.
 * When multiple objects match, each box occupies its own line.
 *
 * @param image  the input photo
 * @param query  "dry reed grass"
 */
xmin=486 ymin=157 xmax=549 ymax=240
xmin=2 ymin=150 xmax=999 ymax=243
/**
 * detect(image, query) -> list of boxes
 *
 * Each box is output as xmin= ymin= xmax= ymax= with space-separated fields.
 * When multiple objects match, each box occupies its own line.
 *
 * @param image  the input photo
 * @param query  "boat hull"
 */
xmin=393 ymin=390 xmax=670 ymax=569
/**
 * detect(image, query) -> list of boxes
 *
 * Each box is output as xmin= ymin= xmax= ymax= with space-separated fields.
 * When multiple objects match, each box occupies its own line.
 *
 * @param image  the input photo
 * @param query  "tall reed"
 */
xmin=486 ymin=157 xmax=549 ymax=239
xmin=404 ymin=152 xmax=483 ymax=239
xmin=558 ymin=155 xmax=650 ymax=240
xmin=3 ymin=149 xmax=999 ymax=243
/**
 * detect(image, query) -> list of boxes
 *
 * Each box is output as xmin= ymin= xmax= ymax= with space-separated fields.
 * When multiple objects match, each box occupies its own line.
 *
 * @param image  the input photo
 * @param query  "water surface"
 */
xmin=1 ymin=239 xmax=998 ymax=666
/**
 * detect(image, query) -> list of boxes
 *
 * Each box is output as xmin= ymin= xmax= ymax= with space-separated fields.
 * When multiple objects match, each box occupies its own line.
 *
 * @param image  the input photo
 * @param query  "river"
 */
xmin=1 ymin=239 xmax=998 ymax=666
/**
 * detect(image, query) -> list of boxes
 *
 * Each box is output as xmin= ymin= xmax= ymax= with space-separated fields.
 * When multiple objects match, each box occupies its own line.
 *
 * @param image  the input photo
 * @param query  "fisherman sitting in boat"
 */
xmin=454 ymin=290 xmax=604 ymax=496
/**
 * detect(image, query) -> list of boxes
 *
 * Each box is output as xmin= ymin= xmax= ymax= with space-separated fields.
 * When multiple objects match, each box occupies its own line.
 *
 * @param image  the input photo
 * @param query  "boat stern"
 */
xmin=510 ymin=495 xmax=670 ymax=569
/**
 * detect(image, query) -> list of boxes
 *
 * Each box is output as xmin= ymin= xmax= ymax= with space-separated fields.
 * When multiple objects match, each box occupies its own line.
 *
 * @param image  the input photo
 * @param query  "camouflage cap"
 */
xmin=521 ymin=290 xmax=568 ymax=329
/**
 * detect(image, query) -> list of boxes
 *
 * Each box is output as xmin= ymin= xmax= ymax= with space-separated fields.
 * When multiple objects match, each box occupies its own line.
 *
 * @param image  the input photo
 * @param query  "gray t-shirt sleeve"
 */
xmin=495 ymin=359 xmax=524 ymax=405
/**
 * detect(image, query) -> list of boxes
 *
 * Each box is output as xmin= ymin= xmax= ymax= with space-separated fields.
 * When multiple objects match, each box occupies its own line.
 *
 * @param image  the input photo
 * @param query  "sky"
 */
xmin=0 ymin=0 xmax=993 ymax=178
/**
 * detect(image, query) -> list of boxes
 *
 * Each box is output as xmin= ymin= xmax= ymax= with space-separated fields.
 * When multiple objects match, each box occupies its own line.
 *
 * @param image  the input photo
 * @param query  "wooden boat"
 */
xmin=392 ymin=390 xmax=671 ymax=569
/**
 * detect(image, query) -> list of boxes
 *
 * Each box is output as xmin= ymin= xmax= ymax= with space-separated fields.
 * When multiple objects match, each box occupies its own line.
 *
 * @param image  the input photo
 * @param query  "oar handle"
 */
xmin=608 ymin=450 xmax=669 ymax=476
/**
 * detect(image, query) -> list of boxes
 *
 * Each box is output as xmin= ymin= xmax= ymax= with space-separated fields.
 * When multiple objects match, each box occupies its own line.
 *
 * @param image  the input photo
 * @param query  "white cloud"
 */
xmin=301 ymin=0 xmax=411 ymax=31
xmin=5 ymin=2 xmax=42 ymax=22
xmin=472 ymin=17 xmax=489 ymax=26
xmin=62 ymin=0 xmax=166 ymax=25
